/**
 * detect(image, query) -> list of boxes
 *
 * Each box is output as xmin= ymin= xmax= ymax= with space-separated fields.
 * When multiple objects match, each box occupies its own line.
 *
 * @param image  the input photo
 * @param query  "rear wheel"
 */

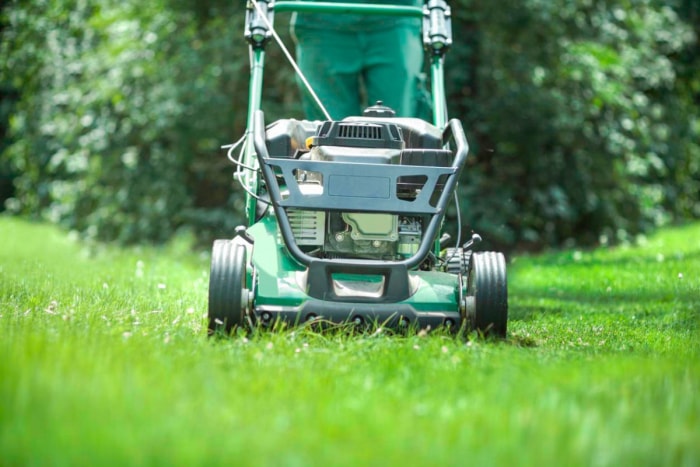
xmin=208 ymin=240 xmax=248 ymax=336
xmin=466 ymin=251 xmax=508 ymax=338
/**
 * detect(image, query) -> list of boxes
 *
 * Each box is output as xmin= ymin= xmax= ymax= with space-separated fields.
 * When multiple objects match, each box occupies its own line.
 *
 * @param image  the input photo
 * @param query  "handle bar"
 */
xmin=273 ymin=1 xmax=424 ymax=17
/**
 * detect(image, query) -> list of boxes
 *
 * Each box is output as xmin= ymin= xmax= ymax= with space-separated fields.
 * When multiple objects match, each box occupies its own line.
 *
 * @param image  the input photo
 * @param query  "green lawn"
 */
xmin=1 ymin=216 xmax=698 ymax=466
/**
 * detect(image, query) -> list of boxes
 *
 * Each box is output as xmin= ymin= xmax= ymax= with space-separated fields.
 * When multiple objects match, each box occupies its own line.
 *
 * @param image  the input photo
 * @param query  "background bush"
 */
xmin=1 ymin=0 xmax=698 ymax=250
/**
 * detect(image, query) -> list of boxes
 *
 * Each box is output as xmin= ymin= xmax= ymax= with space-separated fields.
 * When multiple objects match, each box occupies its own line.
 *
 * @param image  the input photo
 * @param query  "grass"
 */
xmin=1 ymin=216 xmax=698 ymax=466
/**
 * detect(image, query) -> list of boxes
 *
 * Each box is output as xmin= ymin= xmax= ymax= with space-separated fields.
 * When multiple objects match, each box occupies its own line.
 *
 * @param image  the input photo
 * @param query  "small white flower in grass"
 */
xmin=214 ymin=318 xmax=224 ymax=325
xmin=266 ymin=342 xmax=274 ymax=350
xmin=186 ymin=307 xmax=195 ymax=314
xmin=413 ymin=344 xmax=420 ymax=350
xmin=441 ymin=345 xmax=449 ymax=354
xmin=164 ymin=334 xmax=171 ymax=344
xmin=678 ymin=272 xmax=683 ymax=279
xmin=573 ymin=251 xmax=583 ymax=261
xmin=123 ymin=332 xmax=132 ymax=339
xmin=158 ymin=283 xmax=166 ymax=290
xmin=295 ymin=348 xmax=301 ymax=353
xmin=656 ymin=253 xmax=665 ymax=262
xmin=45 ymin=300 xmax=58 ymax=314
xmin=102 ymin=283 xmax=109 ymax=289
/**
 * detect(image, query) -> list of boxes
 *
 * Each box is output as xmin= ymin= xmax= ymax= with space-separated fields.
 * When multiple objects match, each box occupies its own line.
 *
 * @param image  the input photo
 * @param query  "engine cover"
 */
xmin=342 ymin=213 xmax=398 ymax=242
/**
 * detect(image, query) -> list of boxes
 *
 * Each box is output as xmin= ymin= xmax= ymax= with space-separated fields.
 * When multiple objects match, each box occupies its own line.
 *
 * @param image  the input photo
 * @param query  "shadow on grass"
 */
xmin=508 ymin=287 xmax=699 ymax=338
xmin=507 ymin=243 xmax=699 ymax=332
xmin=520 ymin=246 xmax=700 ymax=269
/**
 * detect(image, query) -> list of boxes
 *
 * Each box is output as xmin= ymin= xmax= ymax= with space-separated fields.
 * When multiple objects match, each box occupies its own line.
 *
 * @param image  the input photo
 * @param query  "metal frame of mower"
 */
xmin=208 ymin=0 xmax=508 ymax=337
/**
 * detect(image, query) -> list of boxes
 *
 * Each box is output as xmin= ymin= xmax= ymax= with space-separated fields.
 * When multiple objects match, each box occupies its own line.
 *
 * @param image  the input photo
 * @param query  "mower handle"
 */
xmin=272 ymin=1 xmax=424 ymax=17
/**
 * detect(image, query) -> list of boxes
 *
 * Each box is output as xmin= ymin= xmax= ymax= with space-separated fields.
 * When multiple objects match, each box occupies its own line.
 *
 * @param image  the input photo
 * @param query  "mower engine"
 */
xmin=288 ymin=119 xmax=429 ymax=260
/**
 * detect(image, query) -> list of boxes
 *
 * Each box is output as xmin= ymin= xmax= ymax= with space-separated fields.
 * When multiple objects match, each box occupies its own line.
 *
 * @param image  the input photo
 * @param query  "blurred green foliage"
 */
xmin=1 ymin=0 xmax=698 ymax=250
xmin=449 ymin=0 xmax=699 ymax=249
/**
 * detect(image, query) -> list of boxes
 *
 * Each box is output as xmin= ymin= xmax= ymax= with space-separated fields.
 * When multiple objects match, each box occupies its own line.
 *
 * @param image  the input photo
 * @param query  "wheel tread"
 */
xmin=469 ymin=251 xmax=508 ymax=337
xmin=208 ymin=240 xmax=247 ymax=335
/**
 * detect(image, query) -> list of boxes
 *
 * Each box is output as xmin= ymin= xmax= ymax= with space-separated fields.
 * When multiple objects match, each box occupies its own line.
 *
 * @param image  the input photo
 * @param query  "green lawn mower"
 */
xmin=208 ymin=0 xmax=508 ymax=337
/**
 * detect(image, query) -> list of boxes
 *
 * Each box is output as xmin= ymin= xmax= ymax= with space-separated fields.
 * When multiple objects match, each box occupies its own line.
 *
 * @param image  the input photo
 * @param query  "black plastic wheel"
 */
xmin=467 ymin=251 xmax=508 ymax=338
xmin=208 ymin=240 xmax=248 ymax=336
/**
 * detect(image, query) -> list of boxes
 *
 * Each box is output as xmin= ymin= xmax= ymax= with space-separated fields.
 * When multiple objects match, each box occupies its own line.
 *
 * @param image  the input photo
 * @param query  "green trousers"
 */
xmin=292 ymin=23 xmax=424 ymax=120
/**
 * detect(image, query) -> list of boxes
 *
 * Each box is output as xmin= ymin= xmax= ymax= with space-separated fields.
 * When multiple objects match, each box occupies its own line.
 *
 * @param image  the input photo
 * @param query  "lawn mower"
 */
xmin=208 ymin=0 xmax=508 ymax=337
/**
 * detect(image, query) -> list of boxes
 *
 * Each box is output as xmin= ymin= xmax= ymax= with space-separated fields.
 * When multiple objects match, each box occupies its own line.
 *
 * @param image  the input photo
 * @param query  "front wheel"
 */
xmin=208 ymin=240 xmax=248 ymax=336
xmin=466 ymin=251 xmax=508 ymax=338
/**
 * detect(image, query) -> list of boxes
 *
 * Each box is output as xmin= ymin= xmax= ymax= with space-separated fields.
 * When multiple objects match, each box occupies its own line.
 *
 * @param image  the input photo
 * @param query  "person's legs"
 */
xmin=294 ymin=29 xmax=363 ymax=120
xmin=362 ymin=23 xmax=424 ymax=117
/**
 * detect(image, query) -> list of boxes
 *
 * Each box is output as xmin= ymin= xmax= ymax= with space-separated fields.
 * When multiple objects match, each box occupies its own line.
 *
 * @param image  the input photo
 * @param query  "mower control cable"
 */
xmin=223 ymin=134 xmax=254 ymax=171
xmin=443 ymin=190 xmax=462 ymax=265
xmin=223 ymin=136 xmax=271 ymax=207
xmin=249 ymin=0 xmax=332 ymax=121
